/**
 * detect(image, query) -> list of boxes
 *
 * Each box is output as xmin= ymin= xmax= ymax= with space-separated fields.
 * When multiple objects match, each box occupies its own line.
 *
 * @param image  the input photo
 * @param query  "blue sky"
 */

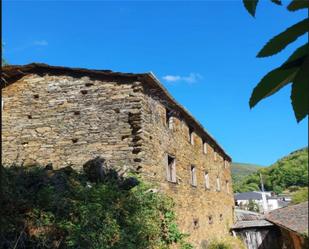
xmin=3 ymin=1 xmax=308 ymax=166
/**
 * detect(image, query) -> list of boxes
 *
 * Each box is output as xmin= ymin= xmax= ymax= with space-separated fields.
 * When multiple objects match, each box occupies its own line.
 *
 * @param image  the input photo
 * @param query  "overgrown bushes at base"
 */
xmin=0 ymin=165 xmax=193 ymax=249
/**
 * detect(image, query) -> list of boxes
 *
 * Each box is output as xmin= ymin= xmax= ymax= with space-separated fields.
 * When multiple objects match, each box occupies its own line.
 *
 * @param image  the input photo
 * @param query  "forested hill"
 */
xmin=233 ymin=147 xmax=308 ymax=193
xmin=231 ymin=163 xmax=263 ymax=183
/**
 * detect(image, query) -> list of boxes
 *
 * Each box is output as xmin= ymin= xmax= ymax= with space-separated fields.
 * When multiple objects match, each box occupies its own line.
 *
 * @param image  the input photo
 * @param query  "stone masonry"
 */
xmin=2 ymin=63 xmax=235 ymax=248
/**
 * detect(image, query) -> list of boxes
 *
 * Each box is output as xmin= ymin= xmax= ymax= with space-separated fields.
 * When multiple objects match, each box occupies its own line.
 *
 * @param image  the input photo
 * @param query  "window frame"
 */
xmin=216 ymin=176 xmax=221 ymax=192
xmin=190 ymin=165 xmax=197 ymax=187
xmin=166 ymin=155 xmax=177 ymax=183
xmin=203 ymin=140 xmax=207 ymax=154
xmin=165 ymin=108 xmax=173 ymax=129
xmin=188 ymin=126 xmax=194 ymax=145
xmin=205 ymin=171 xmax=210 ymax=190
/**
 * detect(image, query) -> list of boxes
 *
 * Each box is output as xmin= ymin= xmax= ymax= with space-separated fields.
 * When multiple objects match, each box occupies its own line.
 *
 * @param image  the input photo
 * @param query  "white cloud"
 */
xmin=162 ymin=73 xmax=202 ymax=84
xmin=162 ymin=75 xmax=182 ymax=82
xmin=33 ymin=40 xmax=48 ymax=46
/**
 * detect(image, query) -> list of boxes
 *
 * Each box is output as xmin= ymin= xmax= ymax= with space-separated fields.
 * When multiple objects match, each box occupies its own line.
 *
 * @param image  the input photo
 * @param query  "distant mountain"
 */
xmin=233 ymin=147 xmax=308 ymax=193
xmin=232 ymin=162 xmax=263 ymax=179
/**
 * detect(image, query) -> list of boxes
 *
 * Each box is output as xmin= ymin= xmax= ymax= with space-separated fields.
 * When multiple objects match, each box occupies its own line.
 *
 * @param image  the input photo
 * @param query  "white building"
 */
xmin=234 ymin=191 xmax=289 ymax=213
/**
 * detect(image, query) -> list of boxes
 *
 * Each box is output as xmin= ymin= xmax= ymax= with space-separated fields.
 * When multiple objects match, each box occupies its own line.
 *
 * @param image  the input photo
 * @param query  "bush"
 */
xmin=291 ymin=187 xmax=308 ymax=204
xmin=0 ymin=165 xmax=193 ymax=249
xmin=207 ymin=237 xmax=246 ymax=249
xmin=208 ymin=241 xmax=232 ymax=249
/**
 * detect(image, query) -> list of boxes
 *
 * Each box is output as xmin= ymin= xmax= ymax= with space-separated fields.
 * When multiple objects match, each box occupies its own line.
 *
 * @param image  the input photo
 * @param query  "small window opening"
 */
xmin=166 ymin=108 xmax=173 ymax=129
xmin=189 ymin=126 xmax=194 ymax=145
xmin=193 ymin=218 xmax=199 ymax=229
xmin=216 ymin=176 xmax=221 ymax=191
xmin=190 ymin=165 xmax=197 ymax=187
xmin=72 ymin=138 xmax=78 ymax=143
xmin=208 ymin=215 xmax=213 ymax=225
xmin=214 ymin=151 xmax=217 ymax=161
xmin=205 ymin=171 xmax=210 ymax=189
xmin=167 ymin=155 xmax=176 ymax=183
xmin=203 ymin=140 xmax=207 ymax=154
xmin=220 ymin=214 xmax=223 ymax=221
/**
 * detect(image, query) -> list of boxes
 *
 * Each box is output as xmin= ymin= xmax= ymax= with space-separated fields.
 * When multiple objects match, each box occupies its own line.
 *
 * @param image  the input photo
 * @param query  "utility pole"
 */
xmin=260 ymin=173 xmax=265 ymax=192
xmin=260 ymin=173 xmax=268 ymax=213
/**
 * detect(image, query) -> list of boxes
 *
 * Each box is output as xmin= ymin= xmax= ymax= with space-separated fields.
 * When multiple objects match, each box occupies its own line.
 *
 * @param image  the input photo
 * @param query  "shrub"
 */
xmin=208 ymin=241 xmax=232 ymax=249
xmin=291 ymin=187 xmax=308 ymax=204
xmin=207 ymin=237 xmax=246 ymax=249
xmin=0 ymin=165 xmax=193 ymax=249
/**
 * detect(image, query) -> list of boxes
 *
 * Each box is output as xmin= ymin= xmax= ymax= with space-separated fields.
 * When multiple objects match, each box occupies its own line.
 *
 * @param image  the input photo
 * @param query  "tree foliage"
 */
xmin=291 ymin=187 xmax=308 ymax=204
xmin=0 ymin=165 xmax=193 ymax=249
xmin=233 ymin=147 xmax=308 ymax=193
xmin=243 ymin=0 xmax=309 ymax=122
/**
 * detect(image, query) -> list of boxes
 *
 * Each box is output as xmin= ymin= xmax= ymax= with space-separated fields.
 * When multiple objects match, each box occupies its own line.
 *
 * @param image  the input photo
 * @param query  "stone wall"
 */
xmin=2 ymin=72 xmax=234 ymax=248
xmin=2 ymin=74 xmax=143 ymax=172
xmin=140 ymin=86 xmax=235 ymax=248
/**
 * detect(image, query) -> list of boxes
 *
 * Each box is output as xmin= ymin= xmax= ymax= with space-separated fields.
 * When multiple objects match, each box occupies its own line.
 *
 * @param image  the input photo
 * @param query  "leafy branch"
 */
xmin=243 ymin=0 xmax=309 ymax=122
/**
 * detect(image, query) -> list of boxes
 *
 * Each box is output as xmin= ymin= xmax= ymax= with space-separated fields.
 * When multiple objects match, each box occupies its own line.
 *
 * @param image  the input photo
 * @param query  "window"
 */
xmin=205 ymin=171 xmax=210 ymax=189
xmin=214 ymin=151 xmax=217 ymax=161
xmin=224 ymin=160 xmax=229 ymax=168
xmin=193 ymin=218 xmax=199 ymax=229
xmin=189 ymin=126 xmax=194 ymax=145
xmin=190 ymin=165 xmax=197 ymax=187
xmin=208 ymin=215 xmax=213 ymax=225
xmin=166 ymin=108 xmax=173 ymax=129
xmin=216 ymin=176 xmax=221 ymax=191
xmin=220 ymin=214 xmax=223 ymax=222
xmin=166 ymin=155 xmax=176 ymax=183
xmin=226 ymin=180 xmax=230 ymax=193
xmin=203 ymin=140 xmax=207 ymax=154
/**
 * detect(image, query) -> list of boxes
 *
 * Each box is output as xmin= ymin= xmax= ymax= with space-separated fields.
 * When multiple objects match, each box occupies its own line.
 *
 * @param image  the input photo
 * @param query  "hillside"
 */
xmin=233 ymin=147 xmax=308 ymax=193
xmin=231 ymin=162 xmax=263 ymax=182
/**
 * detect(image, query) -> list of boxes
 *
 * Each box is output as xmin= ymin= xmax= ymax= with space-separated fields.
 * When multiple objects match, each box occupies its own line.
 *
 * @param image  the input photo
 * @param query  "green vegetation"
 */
xmin=291 ymin=187 xmax=308 ymax=204
xmin=247 ymin=200 xmax=260 ymax=213
xmin=208 ymin=242 xmax=231 ymax=249
xmin=0 ymin=165 xmax=193 ymax=249
xmin=243 ymin=0 xmax=309 ymax=122
xmin=231 ymin=162 xmax=263 ymax=185
xmin=206 ymin=237 xmax=246 ymax=249
xmin=233 ymin=147 xmax=308 ymax=193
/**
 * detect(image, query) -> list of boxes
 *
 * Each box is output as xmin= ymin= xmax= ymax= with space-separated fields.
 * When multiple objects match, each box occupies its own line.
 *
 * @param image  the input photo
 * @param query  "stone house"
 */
xmin=2 ymin=63 xmax=234 ymax=248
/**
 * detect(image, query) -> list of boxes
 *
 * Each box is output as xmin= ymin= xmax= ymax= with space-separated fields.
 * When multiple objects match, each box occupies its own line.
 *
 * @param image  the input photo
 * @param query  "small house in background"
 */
xmin=266 ymin=201 xmax=308 ymax=249
xmin=234 ymin=191 xmax=290 ymax=213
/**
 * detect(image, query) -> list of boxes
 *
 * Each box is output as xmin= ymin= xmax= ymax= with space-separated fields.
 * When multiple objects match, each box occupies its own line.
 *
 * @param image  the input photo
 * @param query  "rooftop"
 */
xmin=266 ymin=201 xmax=308 ymax=234
xmin=232 ymin=209 xmax=274 ymax=229
xmin=234 ymin=192 xmax=263 ymax=200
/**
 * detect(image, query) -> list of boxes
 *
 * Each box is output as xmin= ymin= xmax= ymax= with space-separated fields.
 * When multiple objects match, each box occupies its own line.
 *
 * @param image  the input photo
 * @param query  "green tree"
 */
xmin=247 ymin=200 xmax=260 ymax=212
xmin=291 ymin=187 xmax=308 ymax=204
xmin=243 ymin=0 xmax=309 ymax=122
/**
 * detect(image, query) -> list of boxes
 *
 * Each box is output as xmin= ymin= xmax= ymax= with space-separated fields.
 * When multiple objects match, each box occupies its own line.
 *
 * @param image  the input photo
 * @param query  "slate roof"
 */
xmin=232 ymin=209 xmax=274 ymax=229
xmin=266 ymin=201 xmax=308 ymax=234
xmin=1 ymin=63 xmax=231 ymax=160
xmin=234 ymin=192 xmax=263 ymax=200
